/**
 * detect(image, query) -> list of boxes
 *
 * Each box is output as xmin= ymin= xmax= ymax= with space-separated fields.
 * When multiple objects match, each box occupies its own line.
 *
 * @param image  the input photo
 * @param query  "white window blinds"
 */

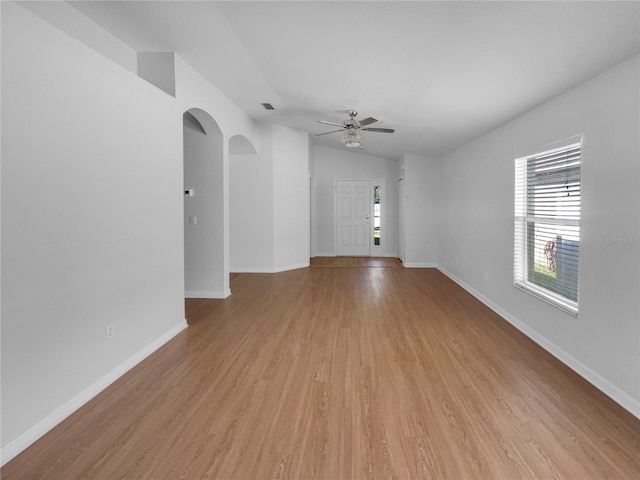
xmin=514 ymin=142 xmax=581 ymax=315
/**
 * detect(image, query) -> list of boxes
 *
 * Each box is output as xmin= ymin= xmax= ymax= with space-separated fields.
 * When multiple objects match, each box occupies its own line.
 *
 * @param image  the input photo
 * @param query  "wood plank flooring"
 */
xmin=310 ymin=256 xmax=403 ymax=268
xmin=3 ymin=262 xmax=639 ymax=479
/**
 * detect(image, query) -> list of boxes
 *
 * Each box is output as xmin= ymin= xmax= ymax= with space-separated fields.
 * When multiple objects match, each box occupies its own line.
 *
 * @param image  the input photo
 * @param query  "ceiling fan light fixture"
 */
xmin=342 ymin=128 xmax=363 ymax=148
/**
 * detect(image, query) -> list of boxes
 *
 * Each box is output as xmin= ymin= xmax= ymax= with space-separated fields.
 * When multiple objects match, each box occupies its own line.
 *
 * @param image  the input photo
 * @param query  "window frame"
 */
xmin=514 ymin=140 xmax=582 ymax=316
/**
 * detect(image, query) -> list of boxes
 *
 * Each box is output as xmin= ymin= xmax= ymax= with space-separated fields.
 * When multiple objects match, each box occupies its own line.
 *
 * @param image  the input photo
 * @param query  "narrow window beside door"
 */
xmin=373 ymin=186 xmax=381 ymax=246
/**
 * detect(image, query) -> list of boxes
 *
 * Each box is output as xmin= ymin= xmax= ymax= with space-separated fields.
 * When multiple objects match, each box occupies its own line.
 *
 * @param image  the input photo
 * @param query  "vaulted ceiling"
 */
xmin=68 ymin=0 xmax=639 ymax=159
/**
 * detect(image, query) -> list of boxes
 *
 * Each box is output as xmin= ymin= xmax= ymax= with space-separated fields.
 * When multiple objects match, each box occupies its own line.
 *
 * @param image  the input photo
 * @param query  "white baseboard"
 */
xmin=231 ymin=267 xmax=275 ymax=273
xmin=231 ymin=261 xmax=310 ymax=274
xmin=0 ymin=319 xmax=188 ymax=467
xmin=185 ymin=289 xmax=231 ymax=299
xmin=403 ymin=262 xmax=437 ymax=268
xmin=436 ymin=265 xmax=640 ymax=420
xmin=272 ymin=261 xmax=309 ymax=273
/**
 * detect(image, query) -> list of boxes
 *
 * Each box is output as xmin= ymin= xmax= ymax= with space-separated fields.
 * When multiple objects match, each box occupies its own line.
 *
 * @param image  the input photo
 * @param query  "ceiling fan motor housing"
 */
xmin=345 ymin=110 xmax=359 ymax=128
xmin=316 ymin=110 xmax=394 ymax=144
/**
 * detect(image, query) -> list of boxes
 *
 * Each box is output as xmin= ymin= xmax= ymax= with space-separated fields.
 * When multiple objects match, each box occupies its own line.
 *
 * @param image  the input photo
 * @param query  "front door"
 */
xmin=336 ymin=180 xmax=370 ymax=256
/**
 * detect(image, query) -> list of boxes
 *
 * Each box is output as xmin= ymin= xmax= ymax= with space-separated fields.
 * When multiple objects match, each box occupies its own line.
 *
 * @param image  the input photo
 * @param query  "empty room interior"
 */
xmin=2 ymin=1 xmax=640 ymax=479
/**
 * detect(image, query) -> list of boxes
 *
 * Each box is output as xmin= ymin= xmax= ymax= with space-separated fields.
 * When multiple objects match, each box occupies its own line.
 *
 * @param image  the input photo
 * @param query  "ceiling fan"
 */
xmin=316 ymin=110 xmax=395 ymax=148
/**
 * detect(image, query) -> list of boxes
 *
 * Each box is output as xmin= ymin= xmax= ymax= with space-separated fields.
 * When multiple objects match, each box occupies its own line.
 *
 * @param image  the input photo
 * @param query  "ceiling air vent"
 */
xmin=261 ymin=103 xmax=275 ymax=110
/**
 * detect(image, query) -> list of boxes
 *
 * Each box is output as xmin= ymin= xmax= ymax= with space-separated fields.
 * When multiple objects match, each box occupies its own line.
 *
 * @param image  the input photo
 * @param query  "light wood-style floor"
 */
xmin=3 ymin=260 xmax=639 ymax=479
xmin=310 ymin=256 xmax=403 ymax=268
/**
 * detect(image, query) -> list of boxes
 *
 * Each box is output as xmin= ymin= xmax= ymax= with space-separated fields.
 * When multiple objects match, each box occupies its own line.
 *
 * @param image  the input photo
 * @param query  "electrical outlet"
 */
xmin=483 ymin=270 xmax=489 ymax=281
xmin=106 ymin=323 xmax=115 ymax=340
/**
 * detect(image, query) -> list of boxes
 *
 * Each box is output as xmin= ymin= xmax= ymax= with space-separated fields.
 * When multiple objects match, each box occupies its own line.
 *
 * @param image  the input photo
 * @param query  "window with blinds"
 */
xmin=514 ymin=141 xmax=581 ymax=315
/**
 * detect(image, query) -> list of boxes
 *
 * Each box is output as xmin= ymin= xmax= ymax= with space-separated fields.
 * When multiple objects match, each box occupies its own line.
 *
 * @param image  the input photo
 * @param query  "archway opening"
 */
xmin=229 ymin=134 xmax=258 ymax=155
xmin=183 ymin=108 xmax=226 ymax=300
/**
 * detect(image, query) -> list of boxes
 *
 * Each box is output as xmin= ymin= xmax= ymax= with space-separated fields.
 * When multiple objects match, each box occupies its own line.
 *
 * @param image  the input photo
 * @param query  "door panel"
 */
xmin=342 ymin=199 xmax=351 ymax=217
xmin=336 ymin=180 xmax=370 ymax=256
xmin=355 ymin=224 xmax=366 ymax=246
xmin=340 ymin=225 xmax=351 ymax=246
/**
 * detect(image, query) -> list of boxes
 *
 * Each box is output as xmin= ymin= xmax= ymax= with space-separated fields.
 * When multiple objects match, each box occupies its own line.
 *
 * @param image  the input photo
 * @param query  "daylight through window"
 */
xmin=514 ymin=141 xmax=581 ymax=315
xmin=373 ymin=186 xmax=381 ymax=246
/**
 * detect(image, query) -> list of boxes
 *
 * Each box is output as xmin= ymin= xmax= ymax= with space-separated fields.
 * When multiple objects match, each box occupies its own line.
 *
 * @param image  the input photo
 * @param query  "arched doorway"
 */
xmin=228 ymin=134 xmax=258 ymax=272
xmin=183 ymin=108 xmax=227 ymax=298
xmin=229 ymin=134 xmax=258 ymax=155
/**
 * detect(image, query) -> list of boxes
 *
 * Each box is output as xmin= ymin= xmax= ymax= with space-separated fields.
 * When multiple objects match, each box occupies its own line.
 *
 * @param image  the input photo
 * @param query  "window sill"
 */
xmin=514 ymin=282 xmax=578 ymax=316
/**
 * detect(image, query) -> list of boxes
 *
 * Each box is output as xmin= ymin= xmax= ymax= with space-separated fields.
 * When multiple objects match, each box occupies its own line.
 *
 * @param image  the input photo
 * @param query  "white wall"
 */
xmin=230 ymin=124 xmax=310 ymax=272
xmin=173 ymin=56 xmax=259 ymax=296
xmin=18 ymin=0 xmax=137 ymax=74
xmin=309 ymin=136 xmax=316 ymax=257
xmin=0 ymin=1 xmax=260 ymax=463
xmin=313 ymin=145 xmax=399 ymax=257
xmin=230 ymin=124 xmax=275 ymax=271
xmin=273 ymin=125 xmax=310 ymax=270
xmin=438 ymin=56 xmax=640 ymax=415
xmin=402 ymin=153 xmax=440 ymax=267
xmin=183 ymin=113 xmax=226 ymax=297
xmin=1 ymin=2 xmax=186 ymax=458
xmin=3 ymin=5 xmax=637 ymax=470
xmin=138 ymin=52 xmax=176 ymax=97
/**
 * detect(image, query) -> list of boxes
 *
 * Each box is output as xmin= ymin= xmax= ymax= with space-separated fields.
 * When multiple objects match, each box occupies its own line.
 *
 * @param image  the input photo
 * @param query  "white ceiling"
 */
xmin=68 ymin=0 xmax=639 ymax=159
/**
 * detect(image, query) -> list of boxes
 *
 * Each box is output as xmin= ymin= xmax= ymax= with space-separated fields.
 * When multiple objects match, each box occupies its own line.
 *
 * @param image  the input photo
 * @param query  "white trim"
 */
xmin=370 ymin=178 xmax=385 ymax=257
xmin=314 ymin=252 xmax=336 ymax=257
xmin=522 ymin=216 xmax=580 ymax=227
xmin=334 ymin=179 xmax=372 ymax=257
xmin=310 ymin=174 xmax=316 ymax=259
xmin=403 ymin=262 xmax=437 ymax=268
xmin=514 ymin=282 xmax=578 ymax=316
xmin=514 ymin=142 xmax=582 ymax=316
xmin=0 ymin=319 xmax=189 ymax=467
xmin=437 ymin=265 xmax=640 ymax=420
xmin=185 ymin=289 xmax=231 ymax=299
xmin=272 ymin=262 xmax=309 ymax=273
xmin=231 ymin=262 xmax=310 ymax=274
xmin=523 ymin=135 xmax=582 ymax=158
xmin=383 ymin=253 xmax=399 ymax=258
xmin=334 ymin=177 xmax=387 ymax=258
xmin=231 ymin=267 xmax=276 ymax=273
xmin=397 ymin=177 xmax=405 ymax=263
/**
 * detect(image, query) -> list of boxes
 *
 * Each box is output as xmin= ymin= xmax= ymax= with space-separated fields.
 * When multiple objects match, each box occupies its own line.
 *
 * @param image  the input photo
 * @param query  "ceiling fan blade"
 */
xmin=358 ymin=117 xmax=378 ymax=126
xmin=318 ymin=120 xmax=345 ymax=128
xmin=362 ymin=127 xmax=395 ymax=133
xmin=315 ymin=129 xmax=344 ymax=136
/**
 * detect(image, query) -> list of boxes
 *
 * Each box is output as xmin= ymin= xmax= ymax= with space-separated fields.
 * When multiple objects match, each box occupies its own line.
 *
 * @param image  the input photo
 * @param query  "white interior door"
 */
xmin=336 ymin=180 xmax=370 ymax=256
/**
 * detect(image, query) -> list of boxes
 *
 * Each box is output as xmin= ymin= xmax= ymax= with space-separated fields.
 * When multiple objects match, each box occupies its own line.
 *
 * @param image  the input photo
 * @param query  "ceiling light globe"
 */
xmin=342 ymin=128 xmax=363 ymax=148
